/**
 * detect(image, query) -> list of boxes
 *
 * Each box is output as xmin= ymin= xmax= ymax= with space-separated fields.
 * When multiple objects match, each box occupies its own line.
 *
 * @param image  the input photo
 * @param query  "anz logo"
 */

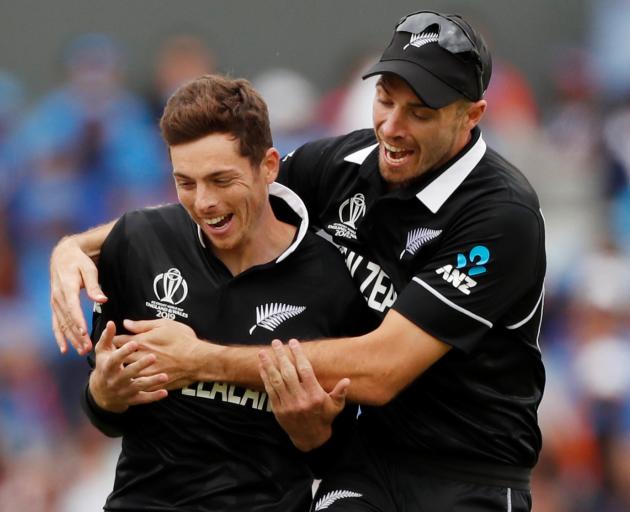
xmin=435 ymin=246 xmax=490 ymax=295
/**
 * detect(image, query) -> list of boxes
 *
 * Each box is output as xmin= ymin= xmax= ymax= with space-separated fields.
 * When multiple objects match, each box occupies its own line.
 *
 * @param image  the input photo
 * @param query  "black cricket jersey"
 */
xmin=87 ymin=183 xmax=377 ymax=511
xmin=278 ymin=127 xmax=546 ymax=480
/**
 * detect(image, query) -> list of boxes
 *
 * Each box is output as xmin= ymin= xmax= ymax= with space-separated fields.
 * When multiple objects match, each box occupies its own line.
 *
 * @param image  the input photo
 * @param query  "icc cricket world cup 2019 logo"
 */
xmin=339 ymin=193 xmax=366 ymax=229
xmin=327 ymin=193 xmax=367 ymax=239
xmin=153 ymin=268 xmax=188 ymax=305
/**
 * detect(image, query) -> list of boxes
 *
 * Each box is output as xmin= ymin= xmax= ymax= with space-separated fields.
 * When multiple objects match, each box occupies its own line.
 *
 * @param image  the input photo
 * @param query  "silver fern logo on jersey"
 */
xmin=249 ymin=303 xmax=306 ymax=334
xmin=400 ymin=227 xmax=442 ymax=259
xmin=327 ymin=193 xmax=366 ymax=240
xmin=153 ymin=268 xmax=188 ymax=305
xmin=313 ymin=490 xmax=363 ymax=510
xmin=403 ymin=30 xmax=439 ymax=50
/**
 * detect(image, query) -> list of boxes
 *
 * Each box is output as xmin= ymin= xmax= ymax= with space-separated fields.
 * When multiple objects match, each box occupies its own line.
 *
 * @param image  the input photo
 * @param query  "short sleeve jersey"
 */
xmin=278 ymin=128 xmax=546 ymax=469
xmin=90 ymin=183 xmax=378 ymax=511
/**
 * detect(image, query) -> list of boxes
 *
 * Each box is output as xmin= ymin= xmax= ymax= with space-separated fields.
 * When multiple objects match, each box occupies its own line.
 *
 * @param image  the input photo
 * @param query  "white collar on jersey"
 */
xmin=342 ymin=133 xmax=487 ymax=214
xmin=195 ymin=181 xmax=309 ymax=263
xmin=415 ymin=134 xmax=486 ymax=213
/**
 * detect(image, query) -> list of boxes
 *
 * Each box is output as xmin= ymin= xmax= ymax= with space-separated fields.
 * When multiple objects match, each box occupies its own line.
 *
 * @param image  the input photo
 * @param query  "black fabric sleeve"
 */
xmin=303 ymin=404 xmax=358 ymax=478
xmin=394 ymin=202 xmax=545 ymax=353
xmin=81 ymin=382 xmax=127 ymax=437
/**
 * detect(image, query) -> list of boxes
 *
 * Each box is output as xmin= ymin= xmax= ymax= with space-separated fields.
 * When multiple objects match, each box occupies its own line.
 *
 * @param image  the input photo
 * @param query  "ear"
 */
xmin=260 ymin=147 xmax=281 ymax=184
xmin=465 ymin=100 xmax=487 ymax=130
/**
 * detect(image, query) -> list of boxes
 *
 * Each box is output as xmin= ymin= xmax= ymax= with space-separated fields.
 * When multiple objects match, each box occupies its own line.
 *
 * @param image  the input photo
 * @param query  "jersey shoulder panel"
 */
xmin=475 ymin=148 xmax=541 ymax=211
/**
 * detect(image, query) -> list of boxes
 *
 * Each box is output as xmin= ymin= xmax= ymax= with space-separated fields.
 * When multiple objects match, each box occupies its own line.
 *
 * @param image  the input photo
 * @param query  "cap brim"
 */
xmin=362 ymin=60 xmax=464 ymax=109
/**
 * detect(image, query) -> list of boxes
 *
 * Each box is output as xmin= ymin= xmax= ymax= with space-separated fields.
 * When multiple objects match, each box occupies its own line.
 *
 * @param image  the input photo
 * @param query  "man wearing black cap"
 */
xmin=51 ymin=10 xmax=545 ymax=511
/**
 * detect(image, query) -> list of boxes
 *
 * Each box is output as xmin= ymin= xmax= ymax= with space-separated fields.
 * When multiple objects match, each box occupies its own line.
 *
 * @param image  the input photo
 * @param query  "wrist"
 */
xmin=191 ymin=341 xmax=223 ymax=383
xmin=89 ymin=373 xmax=128 ymax=413
xmin=291 ymin=425 xmax=332 ymax=452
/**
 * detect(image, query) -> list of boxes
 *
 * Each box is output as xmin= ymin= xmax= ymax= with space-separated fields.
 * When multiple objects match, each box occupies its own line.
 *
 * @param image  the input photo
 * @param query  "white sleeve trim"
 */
xmin=505 ymin=286 xmax=544 ymax=330
xmin=412 ymin=277 xmax=493 ymax=328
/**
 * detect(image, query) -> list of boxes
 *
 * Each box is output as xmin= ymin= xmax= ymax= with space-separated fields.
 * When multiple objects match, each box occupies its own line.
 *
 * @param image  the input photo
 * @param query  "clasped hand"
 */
xmin=258 ymin=339 xmax=350 ymax=452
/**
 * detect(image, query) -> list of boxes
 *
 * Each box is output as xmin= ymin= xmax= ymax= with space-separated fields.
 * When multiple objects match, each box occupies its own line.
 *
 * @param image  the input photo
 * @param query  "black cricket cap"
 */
xmin=363 ymin=11 xmax=492 ymax=109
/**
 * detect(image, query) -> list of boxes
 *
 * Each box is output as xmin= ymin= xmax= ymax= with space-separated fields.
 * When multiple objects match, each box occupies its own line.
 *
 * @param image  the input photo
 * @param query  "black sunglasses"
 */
xmin=396 ymin=11 xmax=485 ymax=100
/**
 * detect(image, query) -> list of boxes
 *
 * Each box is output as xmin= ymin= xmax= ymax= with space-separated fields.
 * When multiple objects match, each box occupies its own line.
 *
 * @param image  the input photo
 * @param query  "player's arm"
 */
xmin=229 ymin=309 xmax=449 ymax=405
xmin=118 ymin=309 xmax=450 ymax=406
xmin=50 ymin=219 xmax=117 ymax=355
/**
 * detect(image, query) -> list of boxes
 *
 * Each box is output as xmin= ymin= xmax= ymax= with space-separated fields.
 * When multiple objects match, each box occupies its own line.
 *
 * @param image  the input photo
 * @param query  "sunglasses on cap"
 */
xmin=396 ymin=11 xmax=485 ymax=100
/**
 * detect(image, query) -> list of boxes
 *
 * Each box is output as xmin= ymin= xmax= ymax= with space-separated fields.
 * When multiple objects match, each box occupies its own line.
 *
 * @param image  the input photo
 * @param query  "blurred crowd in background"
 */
xmin=1 ymin=5 xmax=630 ymax=511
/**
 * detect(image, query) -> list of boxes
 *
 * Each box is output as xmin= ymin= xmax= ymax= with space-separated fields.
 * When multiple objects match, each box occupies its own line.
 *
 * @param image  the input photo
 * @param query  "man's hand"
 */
xmin=89 ymin=321 xmax=168 ymax=413
xmin=113 ymin=319 xmax=205 ymax=390
xmin=50 ymin=236 xmax=107 ymax=355
xmin=258 ymin=339 xmax=349 ymax=452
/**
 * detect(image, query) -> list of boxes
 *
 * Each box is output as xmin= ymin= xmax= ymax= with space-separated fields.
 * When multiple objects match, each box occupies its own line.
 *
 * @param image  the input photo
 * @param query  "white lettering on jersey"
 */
xmin=339 ymin=247 xmax=397 ymax=313
xmin=182 ymin=382 xmax=272 ymax=412
xmin=435 ymin=264 xmax=477 ymax=295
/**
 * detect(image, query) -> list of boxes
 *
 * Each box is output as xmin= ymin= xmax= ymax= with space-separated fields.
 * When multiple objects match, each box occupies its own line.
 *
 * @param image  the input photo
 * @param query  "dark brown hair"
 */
xmin=160 ymin=74 xmax=272 ymax=166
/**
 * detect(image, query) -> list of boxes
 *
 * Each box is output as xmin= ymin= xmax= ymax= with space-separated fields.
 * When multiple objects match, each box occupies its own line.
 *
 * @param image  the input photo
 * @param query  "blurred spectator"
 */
xmin=4 ymin=33 xmax=167 ymax=348
xmin=590 ymin=0 xmax=630 ymax=102
xmin=148 ymin=32 xmax=216 ymax=120
xmin=544 ymin=46 xmax=601 ymax=167
xmin=538 ymin=239 xmax=630 ymax=511
xmin=54 ymin=425 xmax=120 ymax=512
xmin=253 ymin=67 xmax=325 ymax=156
xmin=318 ymin=50 xmax=380 ymax=136
xmin=603 ymin=104 xmax=630 ymax=256
xmin=0 ymin=70 xmax=24 ymax=297
xmin=482 ymin=58 xmax=539 ymax=145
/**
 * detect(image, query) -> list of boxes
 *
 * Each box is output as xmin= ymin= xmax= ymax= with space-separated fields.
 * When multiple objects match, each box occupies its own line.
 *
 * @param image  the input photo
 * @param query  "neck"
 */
xmin=214 ymin=202 xmax=297 ymax=276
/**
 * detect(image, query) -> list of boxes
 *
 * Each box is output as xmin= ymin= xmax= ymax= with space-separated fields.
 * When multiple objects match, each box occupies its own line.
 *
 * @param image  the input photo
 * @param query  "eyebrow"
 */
xmin=173 ymin=169 xmax=237 ymax=179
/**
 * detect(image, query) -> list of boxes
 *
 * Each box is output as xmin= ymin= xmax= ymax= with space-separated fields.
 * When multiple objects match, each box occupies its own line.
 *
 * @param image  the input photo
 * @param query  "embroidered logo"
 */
xmin=314 ymin=490 xmax=363 ymax=511
xmin=403 ymin=30 xmax=439 ymax=50
xmin=249 ymin=303 xmax=306 ymax=334
xmin=400 ymin=227 xmax=442 ymax=259
xmin=327 ymin=193 xmax=366 ymax=240
xmin=146 ymin=268 xmax=189 ymax=320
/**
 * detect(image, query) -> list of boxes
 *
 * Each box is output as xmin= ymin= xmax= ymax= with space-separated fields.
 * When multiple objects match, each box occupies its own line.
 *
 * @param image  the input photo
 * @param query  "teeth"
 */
xmin=383 ymin=142 xmax=408 ymax=154
xmin=205 ymin=215 xmax=228 ymax=226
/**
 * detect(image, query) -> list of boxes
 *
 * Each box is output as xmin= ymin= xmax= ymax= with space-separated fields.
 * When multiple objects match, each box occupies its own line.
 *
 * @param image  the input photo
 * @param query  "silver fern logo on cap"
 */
xmin=314 ymin=490 xmax=363 ymax=510
xmin=403 ymin=30 xmax=439 ymax=50
xmin=400 ymin=227 xmax=442 ymax=259
xmin=249 ymin=303 xmax=306 ymax=335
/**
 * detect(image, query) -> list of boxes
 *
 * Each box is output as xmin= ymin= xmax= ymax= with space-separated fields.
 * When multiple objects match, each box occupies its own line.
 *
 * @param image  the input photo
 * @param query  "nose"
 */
xmin=379 ymin=107 xmax=407 ymax=139
xmin=194 ymin=183 xmax=219 ymax=212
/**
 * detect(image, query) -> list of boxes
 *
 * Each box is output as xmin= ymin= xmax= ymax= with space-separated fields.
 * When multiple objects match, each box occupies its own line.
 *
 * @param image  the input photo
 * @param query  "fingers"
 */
xmin=258 ymin=356 xmax=281 ymax=409
xmin=329 ymin=378 xmax=351 ymax=407
xmin=287 ymin=339 xmax=320 ymax=394
xmin=119 ymin=352 xmax=157 ymax=381
xmin=128 ymin=372 xmax=168 ymax=391
xmin=271 ymin=339 xmax=302 ymax=396
xmin=100 ymin=339 xmax=139 ymax=376
xmin=81 ymin=264 xmax=107 ymax=304
xmin=112 ymin=334 xmax=134 ymax=349
xmin=51 ymin=313 xmax=67 ymax=354
xmin=127 ymin=389 xmax=168 ymax=406
xmin=95 ymin=321 xmax=116 ymax=353
xmin=51 ymin=293 xmax=92 ymax=355
xmin=123 ymin=319 xmax=162 ymax=334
